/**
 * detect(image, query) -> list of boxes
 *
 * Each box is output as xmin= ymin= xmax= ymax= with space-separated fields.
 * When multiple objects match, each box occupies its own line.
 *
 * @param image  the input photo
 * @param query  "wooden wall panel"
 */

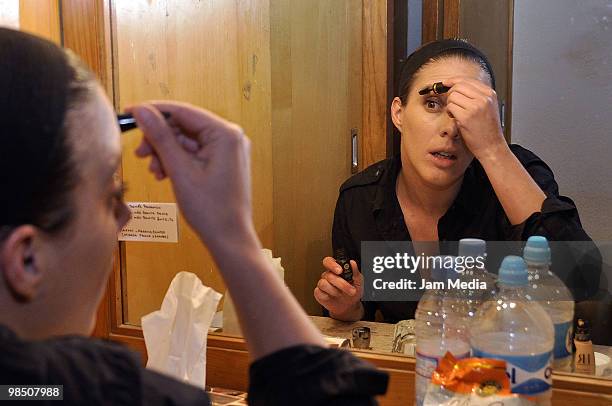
xmin=18 ymin=0 xmax=60 ymax=44
xmin=109 ymin=332 xmax=612 ymax=406
xmin=362 ymin=0 xmax=388 ymax=167
xmin=270 ymin=0 xmax=363 ymax=315
xmin=112 ymin=0 xmax=274 ymax=324
xmin=422 ymin=0 xmax=442 ymax=43
xmin=62 ymin=0 xmax=109 ymax=86
xmin=443 ymin=0 xmax=461 ymax=38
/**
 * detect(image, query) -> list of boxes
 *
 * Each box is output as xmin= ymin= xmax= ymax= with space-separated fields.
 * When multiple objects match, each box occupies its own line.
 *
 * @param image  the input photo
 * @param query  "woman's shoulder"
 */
xmin=339 ymin=156 xmax=396 ymax=195
xmin=0 ymin=330 xmax=209 ymax=405
xmin=508 ymin=143 xmax=551 ymax=168
xmin=0 ymin=327 xmax=143 ymax=403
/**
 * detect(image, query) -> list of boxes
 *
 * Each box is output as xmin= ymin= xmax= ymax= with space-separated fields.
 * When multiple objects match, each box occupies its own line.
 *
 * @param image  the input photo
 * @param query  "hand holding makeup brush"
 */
xmin=444 ymin=77 xmax=507 ymax=163
xmin=129 ymin=102 xmax=255 ymax=252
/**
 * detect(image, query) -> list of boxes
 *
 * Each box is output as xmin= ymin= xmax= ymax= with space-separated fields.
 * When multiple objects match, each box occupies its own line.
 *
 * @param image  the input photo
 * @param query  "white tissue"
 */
xmin=141 ymin=272 xmax=222 ymax=389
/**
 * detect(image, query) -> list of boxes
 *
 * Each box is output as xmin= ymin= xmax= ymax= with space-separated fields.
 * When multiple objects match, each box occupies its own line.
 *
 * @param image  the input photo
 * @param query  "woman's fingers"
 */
xmin=314 ymin=287 xmax=331 ymax=304
xmin=323 ymin=271 xmax=357 ymax=296
xmin=135 ymin=137 xmax=154 ymax=157
xmin=446 ymin=102 xmax=469 ymax=126
xmin=446 ymin=82 xmax=483 ymax=101
xmin=447 ymin=91 xmax=475 ymax=112
xmin=131 ymin=104 xmax=190 ymax=178
xmin=147 ymin=101 xmax=244 ymax=146
xmin=350 ymin=260 xmax=363 ymax=287
xmin=444 ymin=76 xmax=495 ymax=95
xmin=322 ymin=256 xmax=343 ymax=275
xmin=177 ymin=134 xmax=200 ymax=153
xmin=317 ymin=278 xmax=342 ymax=297
xmin=148 ymin=155 xmax=167 ymax=180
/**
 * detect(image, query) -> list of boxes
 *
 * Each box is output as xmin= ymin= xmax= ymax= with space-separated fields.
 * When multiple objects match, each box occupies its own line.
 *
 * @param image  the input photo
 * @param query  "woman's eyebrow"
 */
xmin=418 ymin=82 xmax=450 ymax=95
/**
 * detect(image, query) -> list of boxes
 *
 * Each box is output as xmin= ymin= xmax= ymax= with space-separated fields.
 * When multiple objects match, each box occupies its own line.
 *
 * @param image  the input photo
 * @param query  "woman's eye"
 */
xmin=425 ymin=99 xmax=441 ymax=111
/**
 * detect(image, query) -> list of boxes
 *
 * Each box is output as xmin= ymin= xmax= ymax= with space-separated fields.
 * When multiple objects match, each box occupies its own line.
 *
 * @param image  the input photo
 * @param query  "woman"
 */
xmin=0 ymin=28 xmax=387 ymax=405
xmin=315 ymin=39 xmax=595 ymax=323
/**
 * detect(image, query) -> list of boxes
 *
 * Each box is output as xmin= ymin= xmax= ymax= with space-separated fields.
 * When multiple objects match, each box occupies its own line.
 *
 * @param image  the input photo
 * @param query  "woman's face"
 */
xmin=35 ymin=84 xmax=130 ymax=336
xmin=391 ymin=57 xmax=490 ymax=190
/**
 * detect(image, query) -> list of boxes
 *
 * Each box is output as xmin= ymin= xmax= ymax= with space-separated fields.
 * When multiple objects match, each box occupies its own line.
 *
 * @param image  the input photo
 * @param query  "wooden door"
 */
xmin=422 ymin=0 xmax=513 ymax=141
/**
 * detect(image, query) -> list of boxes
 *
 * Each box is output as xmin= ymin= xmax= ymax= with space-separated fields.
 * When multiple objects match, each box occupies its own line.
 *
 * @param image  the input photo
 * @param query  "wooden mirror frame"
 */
xmin=59 ymin=1 xmax=611 ymax=404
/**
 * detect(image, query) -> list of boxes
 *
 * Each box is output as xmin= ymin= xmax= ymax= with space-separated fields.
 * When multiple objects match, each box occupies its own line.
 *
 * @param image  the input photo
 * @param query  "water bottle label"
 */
xmin=473 ymin=349 xmax=552 ymax=395
xmin=554 ymin=320 xmax=573 ymax=360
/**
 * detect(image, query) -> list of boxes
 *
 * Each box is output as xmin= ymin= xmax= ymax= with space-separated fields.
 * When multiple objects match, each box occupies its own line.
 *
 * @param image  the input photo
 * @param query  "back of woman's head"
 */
xmin=0 ymin=28 xmax=96 ymax=238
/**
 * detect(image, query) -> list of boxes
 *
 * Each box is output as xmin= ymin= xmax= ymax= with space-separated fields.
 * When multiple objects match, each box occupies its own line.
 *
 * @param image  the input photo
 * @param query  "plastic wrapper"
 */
xmin=423 ymin=352 xmax=536 ymax=406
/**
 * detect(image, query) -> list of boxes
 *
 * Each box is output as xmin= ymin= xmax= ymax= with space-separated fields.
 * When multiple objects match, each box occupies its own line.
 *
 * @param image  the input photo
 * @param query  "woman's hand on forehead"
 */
xmin=442 ymin=77 xmax=505 ymax=162
xmin=442 ymin=76 xmax=494 ymax=94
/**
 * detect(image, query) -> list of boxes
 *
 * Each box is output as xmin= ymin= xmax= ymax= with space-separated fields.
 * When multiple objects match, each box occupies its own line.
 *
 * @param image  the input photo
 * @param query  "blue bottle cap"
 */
xmin=498 ymin=255 xmax=528 ymax=286
xmin=523 ymin=236 xmax=551 ymax=264
xmin=458 ymin=238 xmax=487 ymax=258
xmin=431 ymin=255 xmax=455 ymax=282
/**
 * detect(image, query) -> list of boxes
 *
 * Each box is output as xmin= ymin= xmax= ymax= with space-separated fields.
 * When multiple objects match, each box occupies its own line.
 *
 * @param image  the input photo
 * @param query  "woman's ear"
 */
xmin=390 ymin=97 xmax=404 ymax=132
xmin=0 ymin=225 xmax=43 ymax=302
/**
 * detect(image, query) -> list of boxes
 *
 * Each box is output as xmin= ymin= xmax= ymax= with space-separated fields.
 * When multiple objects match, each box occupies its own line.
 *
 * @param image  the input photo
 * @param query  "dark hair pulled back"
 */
xmin=0 ymin=28 xmax=96 ymax=239
xmin=397 ymin=38 xmax=495 ymax=105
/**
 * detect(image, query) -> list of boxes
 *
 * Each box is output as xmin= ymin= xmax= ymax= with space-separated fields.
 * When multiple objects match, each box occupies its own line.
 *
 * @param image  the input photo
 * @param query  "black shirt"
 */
xmin=332 ymin=144 xmax=599 ymax=323
xmin=0 ymin=325 xmax=388 ymax=405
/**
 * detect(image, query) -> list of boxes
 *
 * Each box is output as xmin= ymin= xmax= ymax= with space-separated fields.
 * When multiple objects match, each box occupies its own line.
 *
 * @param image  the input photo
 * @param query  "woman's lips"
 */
xmin=429 ymin=151 xmax=457 ymax=168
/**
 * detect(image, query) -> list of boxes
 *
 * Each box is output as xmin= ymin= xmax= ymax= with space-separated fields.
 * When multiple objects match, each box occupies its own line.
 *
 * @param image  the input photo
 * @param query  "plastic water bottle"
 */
xmin=457 ymin=238 xmax=497 ymax=318
xmin=471 ymin=256 xmax=554 ymax=406
xmin=523 ymin=236 xmax=575 ymax=370
xmin=415 ymin=256 xmax=470 ymax=406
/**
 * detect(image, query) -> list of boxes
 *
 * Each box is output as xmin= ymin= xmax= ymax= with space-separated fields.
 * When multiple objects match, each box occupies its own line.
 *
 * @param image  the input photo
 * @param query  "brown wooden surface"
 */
xmin=270 ymin=0 xmax=363 ymax=315
xmin=18 ymin=0 xmax=61 ymax=44
xmin=422 ymin=0 xmax=442 ymax=44
xmin=105 ymin=328 xmax=612 ymax=405
xmin=111 ymin=0 xmax=279 ymax=323
xmin=62 ymin=0 xmax=109 ymax=87
xmin=442 ymin=0 xmax=461 ymax=38
xmin=362 ymin=0 xmax=389 ymax=168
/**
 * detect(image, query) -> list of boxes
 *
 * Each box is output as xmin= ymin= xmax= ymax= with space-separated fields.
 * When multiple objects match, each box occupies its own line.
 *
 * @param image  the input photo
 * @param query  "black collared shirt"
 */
xmin=332 ymin=144 xmax=598 ymax=323
xmin=0 ymin=325 xmax=388 ymax=405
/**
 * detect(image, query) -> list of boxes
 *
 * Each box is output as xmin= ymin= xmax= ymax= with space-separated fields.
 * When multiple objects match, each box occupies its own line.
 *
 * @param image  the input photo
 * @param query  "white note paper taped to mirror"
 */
xmin=118 ymin=202 xmax=178 ymax=243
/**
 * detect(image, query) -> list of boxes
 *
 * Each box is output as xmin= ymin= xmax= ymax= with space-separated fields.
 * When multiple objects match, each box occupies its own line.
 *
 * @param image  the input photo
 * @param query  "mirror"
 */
xmin=109 ymin=0 xmax=611 ymax=380
xmin=114 ymin=0 xmax=361 ymax=324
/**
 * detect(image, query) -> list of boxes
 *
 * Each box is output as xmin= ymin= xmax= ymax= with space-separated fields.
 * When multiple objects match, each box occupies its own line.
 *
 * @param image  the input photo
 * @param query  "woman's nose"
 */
xmin=440 ymin=112 xmax=459 ymax=139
